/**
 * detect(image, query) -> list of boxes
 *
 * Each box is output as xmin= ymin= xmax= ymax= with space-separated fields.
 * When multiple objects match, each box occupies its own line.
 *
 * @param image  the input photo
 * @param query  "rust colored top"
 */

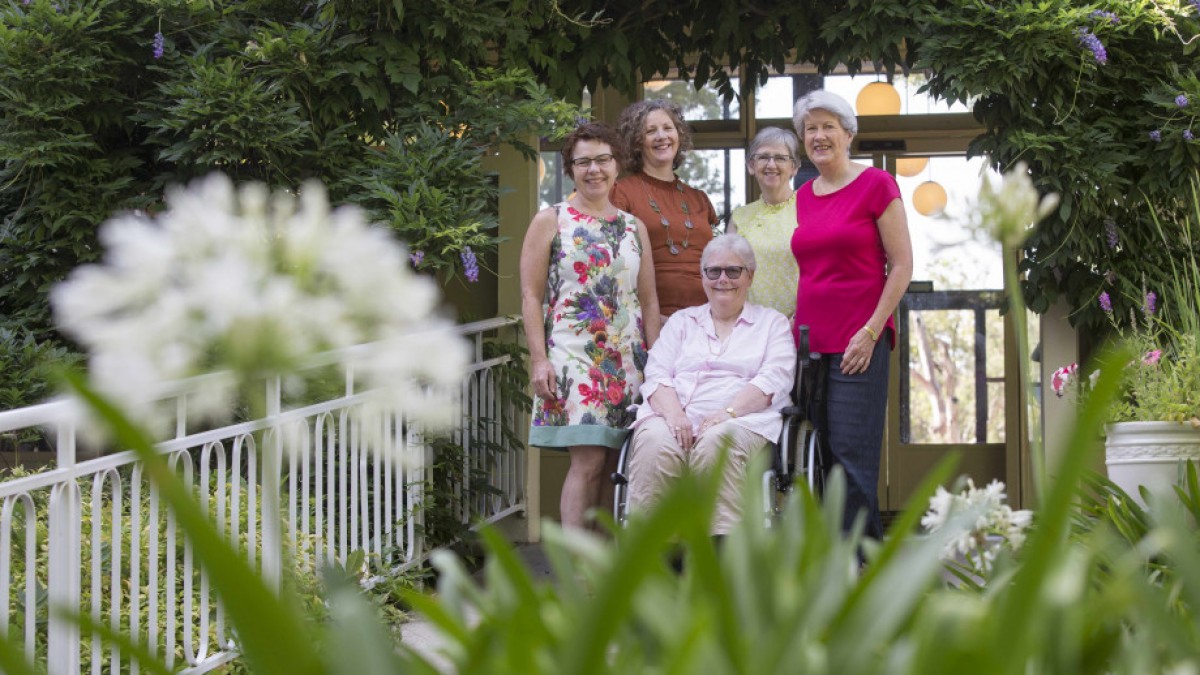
xmin=611 ymin=172 xmax=718 ymax=316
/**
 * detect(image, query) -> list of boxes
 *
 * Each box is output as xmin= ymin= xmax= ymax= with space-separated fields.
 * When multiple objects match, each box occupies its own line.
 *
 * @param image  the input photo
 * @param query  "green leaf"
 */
xmin=0 ymin=633 xmax=37 ymax=675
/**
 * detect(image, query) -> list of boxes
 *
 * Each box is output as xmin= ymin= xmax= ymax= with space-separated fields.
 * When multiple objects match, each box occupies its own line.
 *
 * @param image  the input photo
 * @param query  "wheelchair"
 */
xmin=611 ymin=325 xmax=828 ymax=526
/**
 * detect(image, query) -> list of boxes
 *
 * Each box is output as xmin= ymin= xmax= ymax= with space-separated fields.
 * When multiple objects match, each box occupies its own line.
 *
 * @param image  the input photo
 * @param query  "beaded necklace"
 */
xmin=641 ymin=179 xmax=693 ymax=255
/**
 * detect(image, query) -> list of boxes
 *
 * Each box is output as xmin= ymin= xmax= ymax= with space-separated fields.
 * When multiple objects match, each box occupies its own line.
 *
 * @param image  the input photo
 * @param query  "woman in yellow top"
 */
xmin=728 ymin=126 xmax=800 ymax=318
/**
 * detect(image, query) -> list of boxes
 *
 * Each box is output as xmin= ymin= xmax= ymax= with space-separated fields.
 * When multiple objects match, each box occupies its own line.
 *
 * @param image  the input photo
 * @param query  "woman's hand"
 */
xmin=530 ymin=357 xmax=557 ymax=400
xmin=698 ymin=410 xmax=733 ymax=436
xmin=841 ymin=328 xmax=877 ymax=375
xmin=664 ymin=411 xmax=695 ymax=450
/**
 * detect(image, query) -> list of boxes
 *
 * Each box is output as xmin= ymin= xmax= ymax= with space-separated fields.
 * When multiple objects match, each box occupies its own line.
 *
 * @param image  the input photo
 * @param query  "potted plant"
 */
xmin=1052 ymin=180 xmax=1200 ymax=503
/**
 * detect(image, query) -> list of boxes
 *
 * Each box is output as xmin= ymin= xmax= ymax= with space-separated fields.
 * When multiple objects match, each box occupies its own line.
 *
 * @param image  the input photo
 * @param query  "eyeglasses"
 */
xmin=570 ymin=154 xmax=615 ymax=169
xmin=750 ymin=154 xmax=794 ymax=166
xmin=703 ymin=266 xmax=746 ymax=280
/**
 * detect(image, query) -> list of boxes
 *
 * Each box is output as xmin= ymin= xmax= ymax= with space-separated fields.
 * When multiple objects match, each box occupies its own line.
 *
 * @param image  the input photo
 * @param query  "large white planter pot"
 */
xmin=1105 ymin=421 xmax=1200 ymax=505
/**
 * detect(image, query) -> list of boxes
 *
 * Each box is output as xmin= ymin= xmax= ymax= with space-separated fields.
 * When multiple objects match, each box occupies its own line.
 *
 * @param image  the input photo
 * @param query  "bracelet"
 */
xmin=862 ymin=325 xmax=879 ymax=342
xmin=725 ymin=406 xmax=738 ymax=418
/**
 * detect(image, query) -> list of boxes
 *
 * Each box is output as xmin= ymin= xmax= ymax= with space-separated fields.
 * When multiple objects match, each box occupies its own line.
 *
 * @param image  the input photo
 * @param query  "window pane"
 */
xmin=755 ymin=76 xmax=794 ymax=118
xmin=643 ymin=78 xmax=740 ymax=121
xmin=904 ymin=304 xmax=1006 ymax=445
xmin=1027 ymin=306 xmax=1042 ymax=446
xmin=986 ymin=308 xmax=1005 ymax=380
xmin=898 ymin=155 xmax=1002 ymax=290
xmin=679 ymin=149 xmax=746 ymax=229
xmin=987 ymin=381 xmax=1006 ymax=443
xmin=538 ymin=151 xmax=573 ymax=210
xmin=987 ymin=307 xmax=1007 ymax=442
xmin=907 ymin=309 xmax=977 ymax=444
xmin=823 ymin=74 xmax=973 ymax=115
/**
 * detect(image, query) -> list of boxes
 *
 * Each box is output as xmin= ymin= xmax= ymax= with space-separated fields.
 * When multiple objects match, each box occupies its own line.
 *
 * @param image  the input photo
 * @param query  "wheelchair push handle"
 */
xmin=794 ymin=325 xmax=810 ymax=398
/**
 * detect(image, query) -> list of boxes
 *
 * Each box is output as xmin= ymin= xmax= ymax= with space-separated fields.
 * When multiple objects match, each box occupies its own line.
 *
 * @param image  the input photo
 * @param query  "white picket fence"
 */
xmin=0 ymin=316 xmax=526 ymax=673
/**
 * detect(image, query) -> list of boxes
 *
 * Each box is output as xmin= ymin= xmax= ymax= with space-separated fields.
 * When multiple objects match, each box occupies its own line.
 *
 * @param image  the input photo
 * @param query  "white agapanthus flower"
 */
xmin=52 ymin=173 xmax=468 ymax=440
xmin=922 ymin=478 xmax=1033 ymax=575
xmin=967 ymin=161 xmax=1060 ymax=248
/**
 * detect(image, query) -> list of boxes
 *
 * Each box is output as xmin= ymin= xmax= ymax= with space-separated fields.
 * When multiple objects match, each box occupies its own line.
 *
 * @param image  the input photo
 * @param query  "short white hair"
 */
xmin=793 ymin=90 xmax=858 ymax=137
xmin=747 ymin=126 xmax=800 ymax=160
xmin=701 ymin=233 xmax=757 ymax=273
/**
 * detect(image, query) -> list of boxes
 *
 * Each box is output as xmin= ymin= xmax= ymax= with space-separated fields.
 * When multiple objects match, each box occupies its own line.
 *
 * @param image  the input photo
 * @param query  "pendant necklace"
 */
xmin=642 ymin=179 xmax=693 ymax=255
xmin=708 ymin=333 xmax=731 ymax=357
xmin=708 ymin=319 xmax=735 ymax=356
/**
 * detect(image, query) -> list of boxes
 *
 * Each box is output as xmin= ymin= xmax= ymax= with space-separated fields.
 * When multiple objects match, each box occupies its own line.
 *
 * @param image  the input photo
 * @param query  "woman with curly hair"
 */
xmin=611 ymin=100 xmax=718 ymax=324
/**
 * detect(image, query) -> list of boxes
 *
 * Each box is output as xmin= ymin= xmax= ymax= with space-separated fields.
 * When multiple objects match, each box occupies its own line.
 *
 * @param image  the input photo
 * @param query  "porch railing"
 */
xmin=0 ymin=315 xmax=526 ymax=673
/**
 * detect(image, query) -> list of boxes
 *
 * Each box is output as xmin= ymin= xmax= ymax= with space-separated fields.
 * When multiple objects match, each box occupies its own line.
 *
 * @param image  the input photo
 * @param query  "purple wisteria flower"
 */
xmin=1090 ymin=10 xmax=1119 ymax=24
xmin=409 ymin=250 xmax=424 ymax=267
xmin=1150 ymin=129 xmax=1162 ymax=142
xmin=1104 ymin=218 xmax=1118 ymax=249
xmin=1099 ymin=291 xmax=1113 ymax=313
xmin=1145 ymin=291 xmax=1157 ymax=316
xmin=1186 ymin=130 xmax=1196 ymax=142
xmin=1177 ymin=94 xmax=1190 ymax=108
xmin=152 ymin=32 xmax=165 ymax=60
xmin=1076 ymin=28 xmax=1107 ymax=65
xmin=461 ymin=246 xmax=480 ymax=283
xmin=1192 ymin=0 xmax=1200 ymax=15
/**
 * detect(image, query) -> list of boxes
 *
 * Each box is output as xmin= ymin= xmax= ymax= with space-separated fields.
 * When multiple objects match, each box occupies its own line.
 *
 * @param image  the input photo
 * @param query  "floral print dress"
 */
xmin=528 ymin=203 xmax=648 ymax=450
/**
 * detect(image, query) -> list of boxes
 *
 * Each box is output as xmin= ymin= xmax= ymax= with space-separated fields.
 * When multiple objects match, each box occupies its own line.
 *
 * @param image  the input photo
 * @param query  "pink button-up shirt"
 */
xmin=635 ymin=303 xmax=795 ymax=441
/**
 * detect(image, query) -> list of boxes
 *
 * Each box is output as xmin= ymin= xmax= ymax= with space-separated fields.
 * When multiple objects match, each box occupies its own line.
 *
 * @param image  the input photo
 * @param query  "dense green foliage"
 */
xmin=0 ymin=329 xmax=82 ymax=411
xmin=0 ymin=0 xmax=580 ymax=344
xmin=916 ymin=3 xmax=1200 ymax=334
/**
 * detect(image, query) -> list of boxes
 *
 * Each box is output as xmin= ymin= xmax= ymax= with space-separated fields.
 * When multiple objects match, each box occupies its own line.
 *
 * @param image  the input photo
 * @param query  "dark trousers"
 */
xmin=821 ymin=338 xmax=890 ymax=540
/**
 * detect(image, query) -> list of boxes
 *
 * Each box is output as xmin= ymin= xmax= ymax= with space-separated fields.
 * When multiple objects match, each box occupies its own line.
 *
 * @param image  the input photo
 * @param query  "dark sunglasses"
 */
xmin=703 ymin=266 xmax=746 ymax=280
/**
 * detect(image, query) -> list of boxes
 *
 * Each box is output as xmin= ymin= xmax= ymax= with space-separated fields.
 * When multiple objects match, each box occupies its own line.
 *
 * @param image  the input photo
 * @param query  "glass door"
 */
xmin=874 ymin=153 xmax=1029 ymax=512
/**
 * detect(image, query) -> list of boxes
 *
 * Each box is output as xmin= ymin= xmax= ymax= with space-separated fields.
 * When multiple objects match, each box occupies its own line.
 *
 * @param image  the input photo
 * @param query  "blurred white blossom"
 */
xmin=968 ymin=162 xmax=1060 ymax=248
xmin=922 ymin=478 xmax=1033 ymax=575
xmin=52 ymin=173 xmax=467 ymax=439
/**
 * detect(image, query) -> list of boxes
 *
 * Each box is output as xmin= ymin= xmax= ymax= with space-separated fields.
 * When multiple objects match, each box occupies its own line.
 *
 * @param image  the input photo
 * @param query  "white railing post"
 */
xmin=56 ymin=419 xmax=76 ymax=469
xmin=47 ymin=481 xmax=82 ymax=673
xmin=261 ymin=377 xmax=283 ymax=590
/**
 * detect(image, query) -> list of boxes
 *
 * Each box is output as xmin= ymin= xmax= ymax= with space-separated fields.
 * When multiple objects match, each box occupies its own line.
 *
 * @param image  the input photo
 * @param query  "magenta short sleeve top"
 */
xmin=790 ymin=167 xmax=901 ymax=354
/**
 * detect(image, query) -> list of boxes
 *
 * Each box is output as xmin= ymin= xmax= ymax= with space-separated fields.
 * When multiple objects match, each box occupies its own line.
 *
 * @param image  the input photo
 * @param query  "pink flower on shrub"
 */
xmin=1051 ymin=363 xmax=1078 ymax=398
xmin=1143 ymin=349 xmax=1162 ymax=365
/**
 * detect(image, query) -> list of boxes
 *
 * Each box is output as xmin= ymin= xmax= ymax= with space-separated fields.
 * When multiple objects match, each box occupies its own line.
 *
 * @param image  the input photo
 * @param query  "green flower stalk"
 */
xmin=966 ymin=162 xmax=1059 ymax=501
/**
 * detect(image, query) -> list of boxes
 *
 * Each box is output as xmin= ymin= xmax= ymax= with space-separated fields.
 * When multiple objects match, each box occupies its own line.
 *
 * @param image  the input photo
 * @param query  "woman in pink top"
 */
xmin=627 ymin=234 xmax=795 ymax=535
xmin=791 ymin=90 xmax=913 ymax=540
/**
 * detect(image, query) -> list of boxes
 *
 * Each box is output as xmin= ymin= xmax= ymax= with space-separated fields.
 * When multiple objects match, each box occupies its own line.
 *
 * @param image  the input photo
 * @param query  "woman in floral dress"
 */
xmin=520 ymin=122 xmax=661 ymax=531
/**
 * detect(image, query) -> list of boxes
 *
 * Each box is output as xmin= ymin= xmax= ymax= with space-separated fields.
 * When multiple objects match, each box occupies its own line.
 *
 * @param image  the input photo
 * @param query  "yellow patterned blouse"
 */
xmin=730 ymin=192 xmax=798 ymax=318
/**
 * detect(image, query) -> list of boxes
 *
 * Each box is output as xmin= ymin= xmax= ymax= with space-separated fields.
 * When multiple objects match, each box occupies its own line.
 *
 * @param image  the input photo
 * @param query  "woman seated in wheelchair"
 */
xmin=627 ymin=233 xmax=795 ymax=534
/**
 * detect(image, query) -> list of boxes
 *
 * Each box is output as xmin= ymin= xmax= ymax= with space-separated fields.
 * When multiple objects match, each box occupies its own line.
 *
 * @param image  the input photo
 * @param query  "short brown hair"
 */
xmin=616 ymin=99 xmax=695 ymax=174
xmin=560 ymin=122 xmax=627 ymax=178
